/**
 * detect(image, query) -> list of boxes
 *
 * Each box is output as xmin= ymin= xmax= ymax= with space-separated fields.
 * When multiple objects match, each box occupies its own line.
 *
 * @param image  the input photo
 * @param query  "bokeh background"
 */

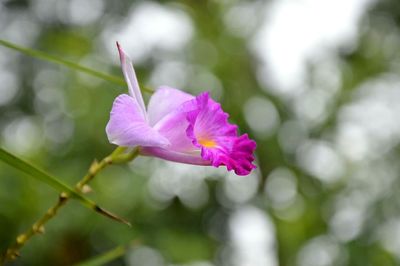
xmin=1 ymin=0 xmax=400 ymax=265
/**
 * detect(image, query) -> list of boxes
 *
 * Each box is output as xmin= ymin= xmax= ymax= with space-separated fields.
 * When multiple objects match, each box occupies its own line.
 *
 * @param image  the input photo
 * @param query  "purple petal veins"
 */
xmin=106 ymin=43 xmax=257 ymax=175
xmin=185 ymin=92 xmax=257 ymax=175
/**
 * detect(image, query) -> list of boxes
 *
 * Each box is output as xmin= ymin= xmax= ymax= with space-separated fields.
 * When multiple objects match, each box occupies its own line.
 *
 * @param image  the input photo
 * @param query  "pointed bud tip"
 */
xmin=116 ymin=41 xmax=125 ymax=62
xmin=95 ymin=205 xmax=131 ymax=226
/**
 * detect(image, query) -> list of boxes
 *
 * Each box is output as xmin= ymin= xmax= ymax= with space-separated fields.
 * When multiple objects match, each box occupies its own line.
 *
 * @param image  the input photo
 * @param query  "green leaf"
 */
xmin=0 ymin=147 xmax=130 ymax=226
xmin=0 ymin=38 xmax=153 ymax=93
xmin=73 ymin=246 xmax=127 ymax=266
xmin=0 ymin=148 xmax=88 ymax=202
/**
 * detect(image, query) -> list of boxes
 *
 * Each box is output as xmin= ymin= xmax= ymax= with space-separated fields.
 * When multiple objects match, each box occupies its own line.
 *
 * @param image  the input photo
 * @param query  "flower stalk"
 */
xmin=1 ymin=147 xmax=139 ymax=264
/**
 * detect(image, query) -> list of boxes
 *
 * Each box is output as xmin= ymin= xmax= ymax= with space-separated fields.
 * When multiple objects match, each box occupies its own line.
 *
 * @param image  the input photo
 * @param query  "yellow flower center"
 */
xmin=199 ymin=138 xmax=217 ymax=148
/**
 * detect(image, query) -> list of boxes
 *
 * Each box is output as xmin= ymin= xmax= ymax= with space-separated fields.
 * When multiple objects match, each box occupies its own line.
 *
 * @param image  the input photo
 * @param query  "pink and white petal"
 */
xmin=106 ymin=94 xmax=170 ymax=147
xmin=116 ymin=42 xmax=147 ymax=120
xmin=147 ymin=86 xmax=194 ymax=126
xmin=152 ymin=110 xmax=196 ymax=152
xmin=140 ymin=147 xmax=210 ymax=166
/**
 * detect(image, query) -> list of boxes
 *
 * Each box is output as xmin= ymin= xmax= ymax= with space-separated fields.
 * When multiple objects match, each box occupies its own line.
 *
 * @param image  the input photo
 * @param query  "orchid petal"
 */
xmin=187 ymin=92 xmax=238 ymax=139
xmin=186 ymin=92 xmax=257 ymax=175
xmin=147 ymin=86 xmax=194 ymax=126
xmin=153 ymin=111 xmax=195 ymax=152
xmin=141 ymin=94 xmax=204 ymax=163
xmin=200 ymin=134 xmax=257 ymax=175
xmin=116 ymin=42 xmax=147 ymax=120
xmin=140 ymin=147 xmax=209 ymax=166
xmin=106 ymin=94 xmax=170 ymax=147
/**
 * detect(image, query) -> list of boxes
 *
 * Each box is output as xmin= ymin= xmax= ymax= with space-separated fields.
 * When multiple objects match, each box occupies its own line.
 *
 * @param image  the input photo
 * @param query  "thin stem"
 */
xmin=72 ymin=241 xmax=140 ymax=266
xmin=76 ymin=146 xmax=128 ymax=190
xmin=0 ymin=39 xmax=154 ymax=93
xmin=74 ymin=246 xmax=126 ymax=266
xmin=1 ymin=147 xmax=139 ymax=264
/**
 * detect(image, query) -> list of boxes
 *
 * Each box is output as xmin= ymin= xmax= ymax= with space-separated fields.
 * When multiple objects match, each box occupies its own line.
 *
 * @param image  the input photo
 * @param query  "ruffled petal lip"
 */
xmin=200 ymin=134 xmax=257 ymax=176
xmin=184 ymin=92 xmax=257 ymax=176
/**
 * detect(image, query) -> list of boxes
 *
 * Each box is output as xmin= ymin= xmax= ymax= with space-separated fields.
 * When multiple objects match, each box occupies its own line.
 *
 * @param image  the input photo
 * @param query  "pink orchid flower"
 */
xmin=106 ymin=43 xmax=256 ymax=175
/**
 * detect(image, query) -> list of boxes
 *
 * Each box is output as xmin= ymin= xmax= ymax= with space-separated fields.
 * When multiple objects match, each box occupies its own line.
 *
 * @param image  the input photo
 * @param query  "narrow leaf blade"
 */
xmin=0 ymin=148 xmax=93 ymax=206
xmin=0 ymin=148 xmax=130 ymax=225
xmin=0 ymin=39 xmax=153 ymax=93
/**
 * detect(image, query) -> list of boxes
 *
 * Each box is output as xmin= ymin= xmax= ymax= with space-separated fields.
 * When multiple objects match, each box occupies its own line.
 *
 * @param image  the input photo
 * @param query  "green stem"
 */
xmin=74 ymin=246 xmax=126 ymax=266
xmin=1 ymin=147 xmax=139 ymax=264
xmin=0 ymin=39 xmax=153 ymax=93
xmin=72 ymin=242 xmax=140 ymax=266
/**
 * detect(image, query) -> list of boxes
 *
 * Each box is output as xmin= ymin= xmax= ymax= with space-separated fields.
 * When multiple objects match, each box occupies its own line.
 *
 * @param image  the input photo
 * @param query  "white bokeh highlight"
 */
xmin=104 ymin=2 xmax=193 ymax=63
xmin=229 ymin=206 xmax=277 ymax=266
